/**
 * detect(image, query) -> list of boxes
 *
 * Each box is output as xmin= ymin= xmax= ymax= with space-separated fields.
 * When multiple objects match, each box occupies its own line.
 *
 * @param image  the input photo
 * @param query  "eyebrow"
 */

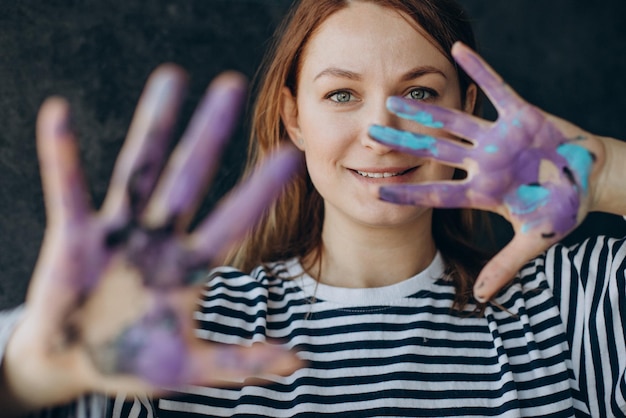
xmin=314 ymin=67 xmax=361 ymax=81
xmin=401 ymin=66 xmax=448 ymax=82
xmin=314 ymin=65 xmax=448 ymax=82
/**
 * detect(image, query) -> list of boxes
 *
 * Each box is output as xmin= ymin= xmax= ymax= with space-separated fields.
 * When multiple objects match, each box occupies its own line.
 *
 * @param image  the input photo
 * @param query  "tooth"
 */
xmin=356 ymin=170 xmax=401 ymax=178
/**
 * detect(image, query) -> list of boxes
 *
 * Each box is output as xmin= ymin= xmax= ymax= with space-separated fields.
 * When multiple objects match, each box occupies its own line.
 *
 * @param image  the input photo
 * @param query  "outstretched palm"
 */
xmin=7 ymin=66 xmax=301 ymax=411
xmin=369 ymin=42 xmax=597 ymax=302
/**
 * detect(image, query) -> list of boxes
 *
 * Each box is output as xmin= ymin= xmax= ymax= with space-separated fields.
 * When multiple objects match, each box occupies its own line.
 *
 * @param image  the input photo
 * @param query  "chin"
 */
xmin=357 ymin=203 xmax=432 ymax=229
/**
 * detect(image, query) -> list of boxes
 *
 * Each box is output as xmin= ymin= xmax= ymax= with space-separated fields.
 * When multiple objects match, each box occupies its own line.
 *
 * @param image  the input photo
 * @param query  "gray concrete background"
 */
xmin=1 ymin=1 xmax=624 ymax=308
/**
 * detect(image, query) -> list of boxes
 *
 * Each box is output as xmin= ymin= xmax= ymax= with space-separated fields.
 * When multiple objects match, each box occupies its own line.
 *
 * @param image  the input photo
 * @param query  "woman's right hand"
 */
xmin=1 ymin=65 xmax=302 ymax=414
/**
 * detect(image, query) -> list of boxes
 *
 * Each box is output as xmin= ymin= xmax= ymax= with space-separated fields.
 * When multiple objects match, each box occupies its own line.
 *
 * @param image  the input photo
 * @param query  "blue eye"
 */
xmin=405 ymin=88 xmax=436 ymax=101
xmin=328 ymin=91 xmax=353 ymax=103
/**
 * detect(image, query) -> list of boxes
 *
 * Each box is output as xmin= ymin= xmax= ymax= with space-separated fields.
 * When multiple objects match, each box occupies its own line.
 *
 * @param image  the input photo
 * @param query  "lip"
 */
xmin=348 ymin=165 xmax=419 ymax=183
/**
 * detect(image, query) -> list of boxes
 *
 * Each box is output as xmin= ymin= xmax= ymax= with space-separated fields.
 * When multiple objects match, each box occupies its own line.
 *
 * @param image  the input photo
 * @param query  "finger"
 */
xmin=101 ymin=65 xmax=188 ymax=218
xmin=380 ymin=181 xmax=475 ymax=207
xmin=142 ymin=72 xmax=248 ymax=229
xmin=89 ymin=337 xmax=263 ymax=403
xmin=379 ymin=179 xmax=503 ymax=209
xmin=452 ymin=42 xmax=524 ymax=114
xmin=385 ymin=96 xmax=491 ymax=140
xmin=90 ymin=342 xmax=303 ymax=394
xmin=473 ymin=236 xmax=544 ymax=303
xmin=187 ymin=145 xmax=302 ymax=265
xmin=368 ymin=125 xmax=470 ymax=166
xmin=31 ymin=98 xmax=97 ymax=329
xmin=185 ymin=342 xmax=304 ymax=387
xmin=157 ymin=288 xmax=303 ymax=387
xmin=36 ymin=97 xmax=91 ymax=224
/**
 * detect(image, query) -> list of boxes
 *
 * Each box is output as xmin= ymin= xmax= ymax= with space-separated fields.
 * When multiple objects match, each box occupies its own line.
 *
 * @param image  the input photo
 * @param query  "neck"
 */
xmin=308 ymin=210 xmax=437 ymax=288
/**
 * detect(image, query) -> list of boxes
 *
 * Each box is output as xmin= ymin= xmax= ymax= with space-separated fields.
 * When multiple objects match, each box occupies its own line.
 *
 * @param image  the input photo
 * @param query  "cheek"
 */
xmin=299 ymin=110 xmax=359 ymax=153
xmin=302 ymin=142 xmax=339 ymax=189
xmin=299 ymin=121 xmax=356 ymax=198
xmin=303 ymin=153 xmax=336 ymax=207
xmin=297 ymin=95 xmax=361 ymax=139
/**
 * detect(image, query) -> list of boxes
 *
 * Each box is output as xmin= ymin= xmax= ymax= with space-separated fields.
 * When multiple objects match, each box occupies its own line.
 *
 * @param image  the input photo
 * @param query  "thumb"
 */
xmin=473 ymin=237 xmax=544 ymax=302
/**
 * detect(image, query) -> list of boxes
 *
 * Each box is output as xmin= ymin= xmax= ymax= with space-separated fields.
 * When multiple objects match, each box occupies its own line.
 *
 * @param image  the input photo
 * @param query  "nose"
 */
xmin=360 ymin=98 xmax=396 ymax=155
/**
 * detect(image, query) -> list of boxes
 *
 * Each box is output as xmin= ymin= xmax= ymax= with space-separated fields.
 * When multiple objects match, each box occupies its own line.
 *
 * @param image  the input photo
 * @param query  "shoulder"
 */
xmin=522 ymin=235 xmax=626 ymax=287
xmin=195 ymin=259 xmax=304 ymax=344
xmin=199 ymin=259 xmax=304 ymax=310
xmin=205 ymin=259 xmax=296 ymax=290
xmin=511 ymin=235 xmax=626 ymax=315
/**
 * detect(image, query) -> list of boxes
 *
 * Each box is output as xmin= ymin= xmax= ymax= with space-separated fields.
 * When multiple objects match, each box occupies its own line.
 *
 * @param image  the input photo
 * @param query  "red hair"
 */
xmin=226 ymin=0 xmax=492 ymax=312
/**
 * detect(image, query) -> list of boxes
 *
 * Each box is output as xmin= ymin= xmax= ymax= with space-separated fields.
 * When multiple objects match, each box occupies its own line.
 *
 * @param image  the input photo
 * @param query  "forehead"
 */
xmin=300 ymin=2 xmax=453 ymax=78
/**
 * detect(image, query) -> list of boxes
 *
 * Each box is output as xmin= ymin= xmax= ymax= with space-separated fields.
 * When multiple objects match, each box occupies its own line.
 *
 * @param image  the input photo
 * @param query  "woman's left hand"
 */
xmin=368 ymin=42 xmax=605 ymax=302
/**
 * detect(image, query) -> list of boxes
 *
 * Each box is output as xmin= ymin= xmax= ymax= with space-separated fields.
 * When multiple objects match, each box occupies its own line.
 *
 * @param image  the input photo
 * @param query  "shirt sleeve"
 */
xmin=545 ymin=236 xmax=626 ymax=416
xmin=0 ymin=305 xmax=25 ymax=369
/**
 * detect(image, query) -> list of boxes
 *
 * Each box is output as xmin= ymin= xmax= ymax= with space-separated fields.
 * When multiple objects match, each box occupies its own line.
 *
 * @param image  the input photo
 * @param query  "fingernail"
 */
xmin=474 ymin=281 xmax=488 ymax=303
xmin=147 ymin=72 xmax=178 ymax=100
xmin=55 ymin=110 xmax=73 ymax=136
xmin=197 ymin=78 xmax=246 ymax=142
xmin=474 ymin=293 xmax=488 ymax=304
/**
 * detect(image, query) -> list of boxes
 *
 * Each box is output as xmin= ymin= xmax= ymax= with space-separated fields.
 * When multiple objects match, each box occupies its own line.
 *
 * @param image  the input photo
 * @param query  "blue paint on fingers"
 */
xmin=386 ymin=97 xmax=444 ymax=128
xmin=369 ymin=125 xmax=439 ymax=156
xmin=407 ymin=111 xmax=444 ymax=128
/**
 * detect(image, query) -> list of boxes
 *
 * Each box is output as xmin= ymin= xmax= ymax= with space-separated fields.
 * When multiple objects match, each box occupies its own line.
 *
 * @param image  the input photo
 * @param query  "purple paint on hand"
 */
xmin=115 ymin=303 xmax=187 ymax=386
xmin=369 ymin=42 xmax=595 ymax=241
xmin=153 ymin=76 xmax=248 ymax=220
xmin=70 ymin=69 xmax=303 ymax=388
xmin=190 ymin=145 xmax=302 ymax=263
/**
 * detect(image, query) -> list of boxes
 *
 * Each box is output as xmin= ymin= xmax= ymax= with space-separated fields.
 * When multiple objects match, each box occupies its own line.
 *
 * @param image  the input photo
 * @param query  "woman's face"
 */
xmin=281 ymin=1 xmax=474 ymax=231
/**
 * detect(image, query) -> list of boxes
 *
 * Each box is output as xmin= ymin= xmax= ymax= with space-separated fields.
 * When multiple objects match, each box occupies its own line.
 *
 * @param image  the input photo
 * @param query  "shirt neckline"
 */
xmin=282 ymin=252 xmax=445 ymax=306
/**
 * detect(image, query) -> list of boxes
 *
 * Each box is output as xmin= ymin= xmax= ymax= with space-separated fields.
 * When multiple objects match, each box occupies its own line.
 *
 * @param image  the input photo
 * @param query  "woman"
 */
xmin=2 ymin=0 xmax=626 ymax=417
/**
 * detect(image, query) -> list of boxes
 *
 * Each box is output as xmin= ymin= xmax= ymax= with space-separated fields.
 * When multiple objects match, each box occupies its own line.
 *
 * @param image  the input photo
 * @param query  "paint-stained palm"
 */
xmin=369 ymin=42 xmax=600 ymax=302
xmin=3 ymin=66 xmax=302 ymax=414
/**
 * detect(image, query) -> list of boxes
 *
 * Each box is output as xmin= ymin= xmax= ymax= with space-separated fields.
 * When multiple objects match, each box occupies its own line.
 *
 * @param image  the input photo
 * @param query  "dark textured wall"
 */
xmin=1 ymin=1 xmax=625 ymax=309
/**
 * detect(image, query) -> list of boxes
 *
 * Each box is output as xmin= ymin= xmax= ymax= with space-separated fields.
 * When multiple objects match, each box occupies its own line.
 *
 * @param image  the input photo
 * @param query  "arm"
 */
xmin=586 ymin=133 xmax=626 ymax=216
xmin=0 ymin=66 xmax=302 ymax=416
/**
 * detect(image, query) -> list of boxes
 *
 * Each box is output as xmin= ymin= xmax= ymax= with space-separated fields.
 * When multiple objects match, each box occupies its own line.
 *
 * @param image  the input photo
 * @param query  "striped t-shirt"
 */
xmin=15 ymin=235 xmax=626 ymax=417
xmin=149 ymin=235 xmax=626 ymax=417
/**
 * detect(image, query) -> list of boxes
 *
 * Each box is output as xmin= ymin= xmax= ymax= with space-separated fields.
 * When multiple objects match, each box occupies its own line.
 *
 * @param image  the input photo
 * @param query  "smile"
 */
xmin=354 ymin=167 xmax=415 ymax=178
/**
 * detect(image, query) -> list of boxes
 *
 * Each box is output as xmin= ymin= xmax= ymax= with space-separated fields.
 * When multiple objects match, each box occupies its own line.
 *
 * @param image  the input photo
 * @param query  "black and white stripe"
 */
xmin=155 ymin=236 xmax=626 ymax=417
xmin=8 ymin=236 xmax=625 ymax=417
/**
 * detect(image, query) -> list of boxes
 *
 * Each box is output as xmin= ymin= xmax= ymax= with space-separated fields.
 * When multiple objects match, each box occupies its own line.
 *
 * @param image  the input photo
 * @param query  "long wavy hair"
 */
xmin=225 ymin=0 xmax=494 ymax=311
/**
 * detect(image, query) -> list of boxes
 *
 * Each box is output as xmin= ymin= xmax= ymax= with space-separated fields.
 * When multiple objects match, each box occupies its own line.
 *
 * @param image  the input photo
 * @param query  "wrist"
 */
xmin=0 ymin=310 xmax=85 ymax=415
xmin=587 ymin=135 xmax=626 ymax=216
